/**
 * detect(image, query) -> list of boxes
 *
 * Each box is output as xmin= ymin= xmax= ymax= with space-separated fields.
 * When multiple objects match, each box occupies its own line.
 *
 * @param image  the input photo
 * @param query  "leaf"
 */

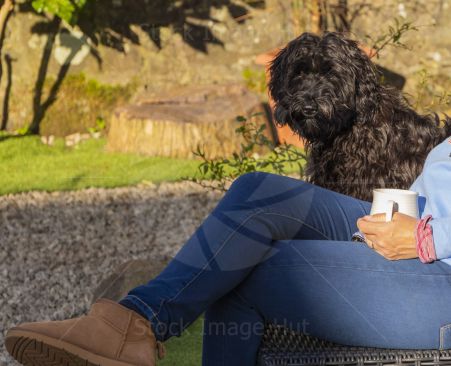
xmin=31 ymin=0 xmax=45 ymax=13
xmin=31 ymin=0 xmax=88 ymax=25
xmin=236 ymin=115 xmax=247 ymax=122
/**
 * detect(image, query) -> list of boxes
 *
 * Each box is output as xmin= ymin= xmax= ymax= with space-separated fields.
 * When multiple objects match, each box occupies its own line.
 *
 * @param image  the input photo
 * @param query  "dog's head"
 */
xmin=269 ymin=32 xmax=380 ymax=143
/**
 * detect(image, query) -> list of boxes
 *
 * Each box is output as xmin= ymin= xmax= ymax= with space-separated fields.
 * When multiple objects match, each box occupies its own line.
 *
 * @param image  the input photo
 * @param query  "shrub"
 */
xmin=242 ymin=67 xmax=267 ymax=95
xmin=187 ymin=114 xmax=307 ymax=192
xmin=40 ymin=73 xmax=136 ymax=137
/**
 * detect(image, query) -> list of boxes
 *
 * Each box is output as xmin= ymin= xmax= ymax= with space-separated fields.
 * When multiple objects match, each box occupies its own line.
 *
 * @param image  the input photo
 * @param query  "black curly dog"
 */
xmin=269 ymin=32 xmax=451 ymax=201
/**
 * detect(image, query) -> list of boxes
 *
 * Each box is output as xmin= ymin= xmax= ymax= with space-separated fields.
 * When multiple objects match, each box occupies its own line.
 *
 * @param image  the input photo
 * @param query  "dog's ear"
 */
xmin=268 ymin=44 xmax=290 ymax=105
xmin=323 ymin=33 xmax=380 ymax=120
xmin=351 ymin=45 xmax=379 ymax=118
xmin=268 ymin=44 xmax=290 ymax=125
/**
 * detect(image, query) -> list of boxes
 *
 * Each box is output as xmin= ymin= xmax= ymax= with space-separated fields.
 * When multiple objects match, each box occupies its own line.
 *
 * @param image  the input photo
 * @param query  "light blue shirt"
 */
xmin=410 ymin=136 xmax=451 ymax=265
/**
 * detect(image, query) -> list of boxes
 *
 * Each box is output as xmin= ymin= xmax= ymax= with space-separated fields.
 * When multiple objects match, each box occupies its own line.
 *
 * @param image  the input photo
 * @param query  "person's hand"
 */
xmin=356 ymin=213 xmax=419 ymax=260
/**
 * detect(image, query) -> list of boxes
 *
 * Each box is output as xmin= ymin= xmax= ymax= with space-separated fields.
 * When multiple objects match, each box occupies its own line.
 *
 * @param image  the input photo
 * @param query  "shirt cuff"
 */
xmin=415 ymin=215 xmax=436 ymax=263
xmin=430 ymin=218 xmax=451 ymax=260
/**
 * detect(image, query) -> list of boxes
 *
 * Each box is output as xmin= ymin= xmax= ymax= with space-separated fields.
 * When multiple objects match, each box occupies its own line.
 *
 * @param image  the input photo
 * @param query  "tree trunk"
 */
xmin=106 ymin=84 xmax=273 ymax=159
xmin=310 ymin=0 xmax=324 ymax=33
xmin=291 ymin=0 xmax=304 ymax=36
xmin=0 ymin=0 xmax=14 ymax=130
xmin=309 ymin=0 xmax=335 ymax=33
xmin=334 ymin=0 xmax=349 ymax=32
xmin=28 ymin=16 xmax=62 ymax=135
xmin=0 ymin=0 xmax=14 ymax=82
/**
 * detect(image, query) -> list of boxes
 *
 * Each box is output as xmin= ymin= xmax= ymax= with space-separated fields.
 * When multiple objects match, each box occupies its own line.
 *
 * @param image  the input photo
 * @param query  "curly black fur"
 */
xmin=269 ymin=32 xmax=451 ymax=201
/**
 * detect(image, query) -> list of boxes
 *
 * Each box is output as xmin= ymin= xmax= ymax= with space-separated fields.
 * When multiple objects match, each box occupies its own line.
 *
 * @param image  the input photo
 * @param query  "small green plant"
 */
xmin=40 ymin=73 xmax=134 ymax=137
xmin=408 ymin=69 xmax=451 ymax=114
xmin=14 ymin=126 xmax=31 ymax=136
xmin=364 ymin=18 xmax=419 ymax=58
xmin=87 ymin=117 xmax=106 ymax=136
xmin=242 ymin=67 xmax=267 ymax=95
xmin=187 ymin=115 xmax=307 ymax=192
xmin=31 ymin=0 xmax=87 ymax=25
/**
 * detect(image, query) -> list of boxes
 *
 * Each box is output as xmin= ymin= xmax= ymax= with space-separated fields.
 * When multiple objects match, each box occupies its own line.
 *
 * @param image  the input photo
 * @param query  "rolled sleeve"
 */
xmin=430 ymin=218 xmax=451 ymax=260
xmin=409 ymin=138 xmax=451 ymax=262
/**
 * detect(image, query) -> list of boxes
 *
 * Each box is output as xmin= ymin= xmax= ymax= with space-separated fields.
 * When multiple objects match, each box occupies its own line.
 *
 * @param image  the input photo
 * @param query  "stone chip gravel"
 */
xmin=0 ymin=181 xmax=223 ymax=365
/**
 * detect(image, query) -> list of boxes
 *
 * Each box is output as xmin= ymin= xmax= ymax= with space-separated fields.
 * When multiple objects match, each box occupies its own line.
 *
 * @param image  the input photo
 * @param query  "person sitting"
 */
xmin=6 ymin=137 xmax=451 ymax=366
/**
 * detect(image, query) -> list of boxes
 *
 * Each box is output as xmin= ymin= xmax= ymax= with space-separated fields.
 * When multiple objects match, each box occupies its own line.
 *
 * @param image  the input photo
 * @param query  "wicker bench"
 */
xmin=257 ymin=323 xmax=451 ymax=366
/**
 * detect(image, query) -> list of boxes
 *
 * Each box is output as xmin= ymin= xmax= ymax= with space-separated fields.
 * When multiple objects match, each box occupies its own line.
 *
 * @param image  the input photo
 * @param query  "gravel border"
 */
xmin=0 ymin=181 xmax=223 ymax=365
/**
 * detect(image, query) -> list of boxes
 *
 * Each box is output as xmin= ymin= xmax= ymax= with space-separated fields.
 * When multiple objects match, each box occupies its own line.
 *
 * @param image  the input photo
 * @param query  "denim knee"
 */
xmin=219 ymin=172 xmax=309 ymax=212
xmin=230 ymin=171 xmax=305 ymax=191
xmin=230 ymin=171 xmax=271 ymax=188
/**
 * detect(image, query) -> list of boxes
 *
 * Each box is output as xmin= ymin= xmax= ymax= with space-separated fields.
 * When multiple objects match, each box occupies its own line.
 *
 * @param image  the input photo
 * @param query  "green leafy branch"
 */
xmin=365 ymin=18 xmax=419 ymax=58
xmin=406 ymin=69 xmax=451 ymax=113
xmin=185 ymin=115 xmax=307 ymax=192
xmin=31 ymin=0 xmax=87 ymax=25
xmin=87 ymin=117 xmax=106 ymax=136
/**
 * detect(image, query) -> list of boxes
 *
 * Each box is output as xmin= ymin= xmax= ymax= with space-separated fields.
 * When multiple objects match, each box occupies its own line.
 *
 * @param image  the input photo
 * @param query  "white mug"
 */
xmin=370 ymin=188 xmax=419 ymax=222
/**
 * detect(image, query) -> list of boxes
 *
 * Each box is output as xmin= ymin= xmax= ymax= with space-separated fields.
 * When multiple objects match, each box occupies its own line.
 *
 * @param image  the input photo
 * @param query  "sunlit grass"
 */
xmin=0 ymin=135 xmax=304 ymax=196
xmin=0 ymin=136 xmax=200 ymax=195
xmin=159 ymin=317 xmax=204 ymax=365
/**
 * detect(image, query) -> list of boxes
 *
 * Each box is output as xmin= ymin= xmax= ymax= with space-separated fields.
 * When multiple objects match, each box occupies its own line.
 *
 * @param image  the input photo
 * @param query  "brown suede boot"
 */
xmin=5 ymin=298 xmax=166 ymax=366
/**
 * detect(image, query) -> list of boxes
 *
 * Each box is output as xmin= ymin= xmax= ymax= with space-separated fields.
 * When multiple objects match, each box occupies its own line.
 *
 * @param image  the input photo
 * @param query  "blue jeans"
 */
xmin=121 ymin=172 xmax=451 ymax=365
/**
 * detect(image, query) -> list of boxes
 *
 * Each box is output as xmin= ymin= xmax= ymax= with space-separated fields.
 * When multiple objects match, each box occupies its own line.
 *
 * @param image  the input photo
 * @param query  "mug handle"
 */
xmin=385 ymin=200 xmax=395 ymax=222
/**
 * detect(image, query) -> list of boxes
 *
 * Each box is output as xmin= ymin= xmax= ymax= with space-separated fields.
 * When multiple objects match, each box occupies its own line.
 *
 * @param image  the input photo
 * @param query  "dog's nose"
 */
xmin=301 ymin=102 xmax=318 ymax=116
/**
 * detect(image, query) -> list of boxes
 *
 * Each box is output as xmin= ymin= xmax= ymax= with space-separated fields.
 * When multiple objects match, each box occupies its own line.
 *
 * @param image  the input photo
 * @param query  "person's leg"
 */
xmin=120 ymin=171 xmax=371 ymax=340
xmin=203 ymin=239 xmax=451 ymax=365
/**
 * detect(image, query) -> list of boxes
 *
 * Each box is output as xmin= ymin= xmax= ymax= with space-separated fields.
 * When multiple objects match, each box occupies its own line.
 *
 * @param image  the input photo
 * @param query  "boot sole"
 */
xmin=5 ymin=329 xmax=136 ymax=366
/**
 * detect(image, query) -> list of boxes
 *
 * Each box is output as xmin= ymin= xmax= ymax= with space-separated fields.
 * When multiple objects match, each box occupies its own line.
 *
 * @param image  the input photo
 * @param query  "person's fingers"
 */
xmin=364 ymin=234 xmax=386 ymax=248
xmin=366 ymin=236 xmax=398 ymax=260
xmin=375 ymin=248 xmax=392 ymax=259
xmin=365 ymin=234 xmax=377 ymax=243
xmin=357 ymin=218 xmax=388 ymax=235
xmin=362 ymin=213 xmax=387 ymax=222
xmin=365 ymin=234 xmax=381 ymax=249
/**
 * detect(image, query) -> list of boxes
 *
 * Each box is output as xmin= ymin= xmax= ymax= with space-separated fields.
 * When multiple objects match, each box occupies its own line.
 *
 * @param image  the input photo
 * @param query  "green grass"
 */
xmin=0 ymin=136 xmax=200 ymax=195
xmin=159 ymin=318 xmax=204 ymax=365
xmin=0 ymin=135 xmax=304 ymax=196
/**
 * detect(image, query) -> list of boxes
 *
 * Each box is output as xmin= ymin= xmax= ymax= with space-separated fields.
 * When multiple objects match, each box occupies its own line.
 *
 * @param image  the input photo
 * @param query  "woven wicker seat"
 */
xmin=257 ymin=323 xmax=451 ymax=366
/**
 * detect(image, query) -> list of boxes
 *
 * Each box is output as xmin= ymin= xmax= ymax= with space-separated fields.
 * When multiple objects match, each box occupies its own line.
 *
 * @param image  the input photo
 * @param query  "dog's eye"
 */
xmin=320 ymin=63 xmax=332 ymax=74
xmin=318 ymin=92 xmax=332 ymax=99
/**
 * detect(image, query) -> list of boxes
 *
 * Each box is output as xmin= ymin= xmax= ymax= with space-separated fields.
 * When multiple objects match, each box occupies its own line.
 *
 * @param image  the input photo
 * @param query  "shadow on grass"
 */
xmin=0 ymin=133 xmax=26 ymax=143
